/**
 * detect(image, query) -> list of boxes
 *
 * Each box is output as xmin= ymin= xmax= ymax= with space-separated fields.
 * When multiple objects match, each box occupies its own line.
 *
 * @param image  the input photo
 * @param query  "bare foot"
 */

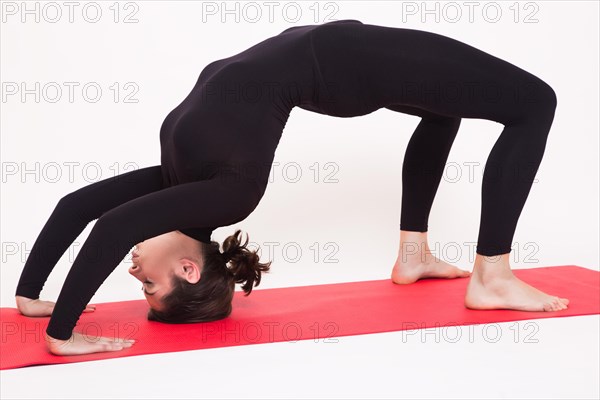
xmin=391 ymin=254 xmax=471 ymax=284
xmin=391 ymin=230 xmax=471 ymax=284
xmin=465 ymin=253 xmax=570 ymax=312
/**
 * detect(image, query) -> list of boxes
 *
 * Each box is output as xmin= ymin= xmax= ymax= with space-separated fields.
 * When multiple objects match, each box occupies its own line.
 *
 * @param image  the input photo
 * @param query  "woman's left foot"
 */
xmin=391 ymin=253 xmax=471 ymax=284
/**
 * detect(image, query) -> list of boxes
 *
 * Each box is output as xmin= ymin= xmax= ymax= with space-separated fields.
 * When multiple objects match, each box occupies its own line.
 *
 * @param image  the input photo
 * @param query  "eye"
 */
xmin=141 ymin=279 xmax=152 ymax=292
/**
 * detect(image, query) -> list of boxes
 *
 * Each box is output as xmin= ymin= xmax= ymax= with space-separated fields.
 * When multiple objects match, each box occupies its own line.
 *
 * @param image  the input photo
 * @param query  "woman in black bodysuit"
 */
xmin=14 ymin=20 xmax=568 ymax=355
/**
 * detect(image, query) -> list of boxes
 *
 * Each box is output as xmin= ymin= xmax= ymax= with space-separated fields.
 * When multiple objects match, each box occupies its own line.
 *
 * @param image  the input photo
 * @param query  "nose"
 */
xmin=129 ymin=264 xmax=140 ymax=275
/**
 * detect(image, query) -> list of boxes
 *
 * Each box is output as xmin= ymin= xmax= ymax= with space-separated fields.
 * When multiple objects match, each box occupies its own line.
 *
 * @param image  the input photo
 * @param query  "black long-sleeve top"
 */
xmin=16 ymin=19 xmax=380 ymax=340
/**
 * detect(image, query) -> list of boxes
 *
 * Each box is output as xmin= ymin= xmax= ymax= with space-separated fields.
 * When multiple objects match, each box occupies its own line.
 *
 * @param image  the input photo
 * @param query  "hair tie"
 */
xmin=221 ymin=251 xmax=231 ymax=263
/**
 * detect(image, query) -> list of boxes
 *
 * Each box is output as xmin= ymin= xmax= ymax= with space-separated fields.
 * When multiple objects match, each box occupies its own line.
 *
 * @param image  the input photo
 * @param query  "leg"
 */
xmin=387 ymin=104 xmax=461 ymax=233
xmin=313 ymin=24 xmax=561 ymax=259
xmin=386 ymin=104 xmax=470 ymax=283
xmin=15 ymin=166 xmax=164 ymax=300
xmin=344 ymin=25 xmax=567 ymax=310
xmin=464 ymin=90 xmax=567 ymax=311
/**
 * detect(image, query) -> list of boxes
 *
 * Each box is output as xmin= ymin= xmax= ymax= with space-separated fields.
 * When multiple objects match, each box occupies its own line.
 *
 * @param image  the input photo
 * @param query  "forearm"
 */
xmin=15 ymin=194 xmax=91 ymax=299
xmin=46 ymin=176 xmax=259 ymax=340
xmin=45 ymin=216 xmax=132 ymax=340
xmin=15 ymin=166 xmax=164 ymax=301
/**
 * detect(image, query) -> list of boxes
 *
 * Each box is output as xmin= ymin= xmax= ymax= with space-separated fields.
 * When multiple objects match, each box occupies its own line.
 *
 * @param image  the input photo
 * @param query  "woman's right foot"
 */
xmin=465 ymin=253 xmax=570 ymax=312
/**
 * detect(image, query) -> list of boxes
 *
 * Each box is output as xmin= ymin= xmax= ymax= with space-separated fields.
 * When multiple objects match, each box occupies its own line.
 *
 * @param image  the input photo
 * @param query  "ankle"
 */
xmin=472 ymin=254 xmax=513 ymax=282
xmin=399 ymin=230 xmax=430 ymax=261
xmin=397 ymin=247 xmax=435 ymax=266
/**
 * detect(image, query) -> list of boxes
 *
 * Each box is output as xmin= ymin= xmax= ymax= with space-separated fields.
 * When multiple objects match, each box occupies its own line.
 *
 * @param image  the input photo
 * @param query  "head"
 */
xmin=128 ymin=229 xmax=271 ymax=323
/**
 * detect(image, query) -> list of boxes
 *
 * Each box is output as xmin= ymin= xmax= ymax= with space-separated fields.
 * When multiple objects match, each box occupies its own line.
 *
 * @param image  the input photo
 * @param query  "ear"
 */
xmin=178 ymin=259 xmax=202 ymax=284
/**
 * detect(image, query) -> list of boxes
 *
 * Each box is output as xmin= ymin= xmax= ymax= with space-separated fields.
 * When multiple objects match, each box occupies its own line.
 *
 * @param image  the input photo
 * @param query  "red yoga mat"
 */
xmin=1 ymin=265 xmax=598 ymax=370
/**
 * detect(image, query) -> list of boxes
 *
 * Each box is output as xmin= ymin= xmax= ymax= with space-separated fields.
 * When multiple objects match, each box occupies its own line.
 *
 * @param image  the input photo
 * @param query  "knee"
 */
xmin=539 ymin=81 xmax=557 ymax=112
xmin=527 ymin=78 xmax=558 ymax=117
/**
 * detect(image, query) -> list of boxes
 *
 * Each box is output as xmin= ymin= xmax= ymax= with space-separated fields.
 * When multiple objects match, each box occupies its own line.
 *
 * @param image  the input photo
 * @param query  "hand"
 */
xmin=16 ymin=295 xmax=96 ymax=317
xmin=45 ymin=331 xmax=136 ymax=356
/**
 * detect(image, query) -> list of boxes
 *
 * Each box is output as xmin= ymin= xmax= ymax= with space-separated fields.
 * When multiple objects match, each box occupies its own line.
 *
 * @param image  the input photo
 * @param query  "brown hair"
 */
xmin=147 ymin=229 xmax=271 ymax=323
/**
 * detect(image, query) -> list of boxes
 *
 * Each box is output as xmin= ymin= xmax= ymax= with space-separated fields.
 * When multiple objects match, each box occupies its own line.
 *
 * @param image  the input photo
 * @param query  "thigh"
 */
xmin=313 ymin=23 xmax=545 ymax=123
xmin=385 ymin=103 xmax=455 ymax=120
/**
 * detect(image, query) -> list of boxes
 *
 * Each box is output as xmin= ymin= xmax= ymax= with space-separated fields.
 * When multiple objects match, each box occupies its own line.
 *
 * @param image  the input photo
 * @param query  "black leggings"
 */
xmin=15 ymin=21 xmax=557 ymax=340
xmin=312 ymin=22 xmax=557 ymax=256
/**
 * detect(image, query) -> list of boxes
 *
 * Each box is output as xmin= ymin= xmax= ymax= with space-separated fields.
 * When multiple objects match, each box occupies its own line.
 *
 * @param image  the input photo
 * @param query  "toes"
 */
xmin=553 ymin=296 xmax=568 ymax=310
xmin=460 ymin=269 xmax=472 ymax=278
xmin=543 ymin=300 xmax=561 ymax=312
xmin=552 ymin=297 xmax=567 ymax=311
xmin=559 ymin=300 xmax=568 ymax=310
xmin=555 ymin=299 xmax=565 ymax=310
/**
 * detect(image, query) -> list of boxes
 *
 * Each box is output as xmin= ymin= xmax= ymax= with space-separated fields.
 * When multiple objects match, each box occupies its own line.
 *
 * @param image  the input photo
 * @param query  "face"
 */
xmin=128 ymin=231 xmax=204 ymax=311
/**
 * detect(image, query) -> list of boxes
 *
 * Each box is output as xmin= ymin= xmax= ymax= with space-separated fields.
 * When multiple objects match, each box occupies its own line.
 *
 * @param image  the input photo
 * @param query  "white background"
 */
xmin=1 ymin=1 xmax=598 ymax=399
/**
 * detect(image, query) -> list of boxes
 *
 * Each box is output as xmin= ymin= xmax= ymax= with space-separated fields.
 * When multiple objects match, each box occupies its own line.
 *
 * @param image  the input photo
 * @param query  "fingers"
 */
xmin=99 ymin=341 xmax=134 ymax=352
xmin=78 ymin=335 xmax=136 ymax=354
xmin=94 ymin=336 xmax=135 ymax=344
xmin=82 ymin=304 xmax=96 ymax=313
xmin=114 ymin=337 xmax=135 ymax=344
xmin=87 ymin=335 xmax=136 ymax=353
xmin=98 ymin=337 xmax=135 ymax=352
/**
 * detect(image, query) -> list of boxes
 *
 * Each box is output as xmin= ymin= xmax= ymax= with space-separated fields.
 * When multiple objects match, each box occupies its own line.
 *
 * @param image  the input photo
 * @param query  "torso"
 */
xmin=159 ymin=20 xmax=369 ymax=194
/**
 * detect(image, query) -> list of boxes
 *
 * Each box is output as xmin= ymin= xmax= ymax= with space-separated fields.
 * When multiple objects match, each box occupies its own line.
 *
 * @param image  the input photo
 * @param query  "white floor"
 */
xmin=2 ymin=1 xmax=599 ymax=398
xmin=1 ymin=314 xmax=598 ymax=399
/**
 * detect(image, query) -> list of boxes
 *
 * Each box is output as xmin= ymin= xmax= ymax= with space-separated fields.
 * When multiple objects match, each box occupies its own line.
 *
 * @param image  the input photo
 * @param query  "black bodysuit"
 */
xmin=16 ymin=20 xmax=557 ymax=340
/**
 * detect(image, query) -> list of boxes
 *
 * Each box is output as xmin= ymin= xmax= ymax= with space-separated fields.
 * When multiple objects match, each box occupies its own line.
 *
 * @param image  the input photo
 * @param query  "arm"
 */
xmin=16 ymin=295 xmax=96 ymax=317
xmin=45 ymin=175 xmax=260 ymax=350
xmin=15 ymin=166 xmax=164 ymax=304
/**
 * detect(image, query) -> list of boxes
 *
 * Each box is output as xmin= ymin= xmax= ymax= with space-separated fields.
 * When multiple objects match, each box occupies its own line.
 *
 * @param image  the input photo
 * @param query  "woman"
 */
xmin=15 ymin=19 xmax=568 ymax=356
